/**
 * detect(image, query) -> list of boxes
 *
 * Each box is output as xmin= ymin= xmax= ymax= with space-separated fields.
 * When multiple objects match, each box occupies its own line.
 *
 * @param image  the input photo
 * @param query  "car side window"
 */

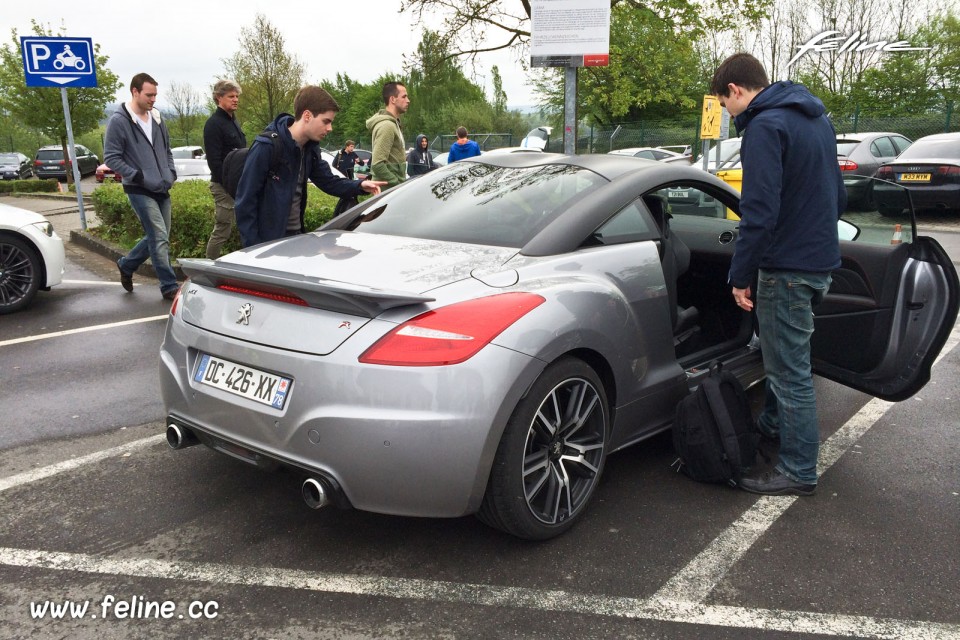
xmin=870 ymin=137 xmax=897 ymax=158
xmin=592 ymin=200 xmax=658 ymax=245
xmin=892 ymin=136 xmax=912 ymax=154
xmin=636 ymin=150 xmax=655 ymax=160
xmin=654 ymin=184 xmax=730 ymax=219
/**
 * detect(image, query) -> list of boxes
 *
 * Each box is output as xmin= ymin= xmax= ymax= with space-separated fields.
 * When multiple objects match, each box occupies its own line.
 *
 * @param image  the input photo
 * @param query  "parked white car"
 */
xmin=171 ymin=146 xmax=211 ymax=182
xmin=0 ymin=202 xmax=65 ymax=314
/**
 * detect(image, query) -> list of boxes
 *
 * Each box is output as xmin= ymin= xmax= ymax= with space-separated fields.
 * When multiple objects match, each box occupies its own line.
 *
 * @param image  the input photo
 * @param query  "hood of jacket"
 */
xmin=734 ymin=81 xmax=826 ymax=131
xmin=415 ymin=134 xmax=429 ymax=148
xmin=365 ymin=109 xmax=398 ymax=131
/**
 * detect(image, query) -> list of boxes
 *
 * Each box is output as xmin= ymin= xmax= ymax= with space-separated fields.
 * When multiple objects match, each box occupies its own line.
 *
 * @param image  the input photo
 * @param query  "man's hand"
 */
xmin=732 ymin=285 xmax=753 ymax=311
xmin=360 ymin=180 xmax=387 ymax=195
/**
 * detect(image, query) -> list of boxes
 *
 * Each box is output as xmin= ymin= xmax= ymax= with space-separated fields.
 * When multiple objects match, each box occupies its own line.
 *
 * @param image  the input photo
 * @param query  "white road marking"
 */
xmin=653 ymin=321 xmax=960 ymax=605
xmin=0 ymin=546 xmax=955 ymax=639
xmin=0 ymin=435 xmax=163 ymax=493
xmin=0 ymin=315 xmax=167 ymax=348
xmin=61 ymin=279 xmax=135 ymax=286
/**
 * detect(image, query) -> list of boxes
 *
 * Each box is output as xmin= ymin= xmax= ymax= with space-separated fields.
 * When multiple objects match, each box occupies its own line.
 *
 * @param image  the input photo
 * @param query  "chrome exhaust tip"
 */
xmin=302 ymin=478 xmax=330 ymax=509
xmin=166 ymin=423 xmax=200 ymax=450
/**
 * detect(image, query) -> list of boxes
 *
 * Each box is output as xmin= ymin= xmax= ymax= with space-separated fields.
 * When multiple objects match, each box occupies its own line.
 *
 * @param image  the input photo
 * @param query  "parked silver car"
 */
xmin=0 ymin=152 xmax=34 ymax=180
xmin=160 ymin=155 xmax=959 ymax=539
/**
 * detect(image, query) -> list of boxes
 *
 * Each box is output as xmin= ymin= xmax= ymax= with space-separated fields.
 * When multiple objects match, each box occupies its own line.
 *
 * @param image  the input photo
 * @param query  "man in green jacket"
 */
xmin=365 ymin=82 xmax=410 ymax=189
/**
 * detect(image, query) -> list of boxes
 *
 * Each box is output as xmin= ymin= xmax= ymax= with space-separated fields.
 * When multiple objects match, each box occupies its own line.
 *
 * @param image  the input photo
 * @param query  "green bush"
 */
xmin=0 ymin=179 xmax=60 ymax=194
xmin=90 ymin=180 xmax=341 ymax=260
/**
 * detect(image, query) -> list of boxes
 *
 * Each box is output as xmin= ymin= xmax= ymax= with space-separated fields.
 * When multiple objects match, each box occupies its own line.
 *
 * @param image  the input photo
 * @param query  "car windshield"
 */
xmin=836 ymin=140 xmax=860 ymax=155
xmin=346 ymin=162 xmax=607 ymax=247
xmin=897 ymin=139 xmax=960 ymax=161
xmin=0 ymin=154 xmax=18 ymax=163
xmin=697 ymin=139 xmax=741 ymax=162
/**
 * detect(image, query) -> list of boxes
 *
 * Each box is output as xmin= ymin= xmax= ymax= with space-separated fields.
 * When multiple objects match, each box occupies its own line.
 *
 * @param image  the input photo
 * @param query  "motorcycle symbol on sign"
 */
xmin=52 ymin=46 xmax=86 ymax=71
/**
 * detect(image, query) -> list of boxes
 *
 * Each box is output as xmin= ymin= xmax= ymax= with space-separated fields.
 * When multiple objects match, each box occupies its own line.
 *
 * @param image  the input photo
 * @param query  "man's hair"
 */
xmin=212 ymin=79 xmax=241 ymax=101
xmin=456 ymin=126 xmax=468 ymax=139
xmin=293 ymin=86 xmax=340 ymax=121
xmin=710 ymin=53 xmax=770 ymax=97
xmin=130 ymin=73 xmax=158 ymax=93
xmin=344 ymin=140 xmax=355 ymax=147
xmin=382 ymin=82 xmax=405 ymax=105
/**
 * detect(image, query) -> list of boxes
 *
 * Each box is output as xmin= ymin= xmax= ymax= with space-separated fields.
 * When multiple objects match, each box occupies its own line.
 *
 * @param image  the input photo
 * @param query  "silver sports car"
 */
xmin=160 ymin=154 xmax=959 ymax=539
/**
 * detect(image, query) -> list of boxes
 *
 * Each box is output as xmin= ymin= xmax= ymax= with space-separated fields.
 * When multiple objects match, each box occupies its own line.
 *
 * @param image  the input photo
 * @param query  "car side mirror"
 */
xmin=838 ymin=219 xmax=860 ymax=241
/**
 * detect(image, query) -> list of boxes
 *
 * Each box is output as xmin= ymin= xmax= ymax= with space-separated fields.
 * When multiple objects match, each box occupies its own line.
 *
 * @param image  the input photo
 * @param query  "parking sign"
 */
xmin=21 ymin=37 xmax=97 ymax=88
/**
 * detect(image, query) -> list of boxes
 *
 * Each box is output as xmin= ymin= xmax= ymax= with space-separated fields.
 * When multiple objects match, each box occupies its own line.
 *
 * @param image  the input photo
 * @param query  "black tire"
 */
xmin=478 ymin=357 xmax=609 ymax=540
xmin=0 ymin=234 xmax=42 ymax=315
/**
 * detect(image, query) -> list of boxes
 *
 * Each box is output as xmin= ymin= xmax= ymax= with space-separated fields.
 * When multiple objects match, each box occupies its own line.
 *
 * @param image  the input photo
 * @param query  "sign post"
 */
xmin=20 ymin=36 xmax=98 ymax=230
xmin=531 ymin=0 xmax=610 ymax=154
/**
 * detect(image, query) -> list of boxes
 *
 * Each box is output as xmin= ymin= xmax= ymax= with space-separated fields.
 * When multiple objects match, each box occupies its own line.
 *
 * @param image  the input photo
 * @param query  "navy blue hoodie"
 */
xmin=728 ymin=81 xmax=846 ymax=289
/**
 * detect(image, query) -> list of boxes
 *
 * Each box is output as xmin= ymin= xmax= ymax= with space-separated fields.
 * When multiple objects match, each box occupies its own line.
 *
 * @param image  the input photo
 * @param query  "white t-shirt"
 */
xmin=130 ymin=103 xmax=153 ymax=144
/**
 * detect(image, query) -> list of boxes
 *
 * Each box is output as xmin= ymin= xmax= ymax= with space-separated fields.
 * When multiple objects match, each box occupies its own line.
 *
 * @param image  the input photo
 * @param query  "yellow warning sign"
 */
xmin=701 ymin=95 xmax=722 ymax=140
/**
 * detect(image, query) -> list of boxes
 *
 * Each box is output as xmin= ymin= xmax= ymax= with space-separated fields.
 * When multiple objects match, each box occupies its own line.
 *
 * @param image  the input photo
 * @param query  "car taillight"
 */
xmin=838 ymin=159 xmax=858 ymax=171
xmin=170 ymin=283 xmax=185 ymax=315
xmin=359 ymin=292 xmax=546 ymax=366
xmin=217 ymin=284 xmax=308 ymax=306
xmin=876 ymin=166 xmax=894 ymax=179
xmin=936 ymin=166 xmax=960 ymax=176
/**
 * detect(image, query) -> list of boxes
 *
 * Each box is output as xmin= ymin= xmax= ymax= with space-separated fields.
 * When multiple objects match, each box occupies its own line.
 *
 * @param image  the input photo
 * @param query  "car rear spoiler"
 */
xmin=178 ymin=258 xmax=435 ymax=318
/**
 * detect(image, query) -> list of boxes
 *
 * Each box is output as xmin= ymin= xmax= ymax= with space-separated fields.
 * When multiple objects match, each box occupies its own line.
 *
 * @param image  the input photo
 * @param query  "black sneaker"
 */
xmin=739 ymin=470 xmax=816 ymax=496
xmin=118 ymin=262 xmax=133 ymax=292
xmin=161 ymin=288 xmax=178 ymax=301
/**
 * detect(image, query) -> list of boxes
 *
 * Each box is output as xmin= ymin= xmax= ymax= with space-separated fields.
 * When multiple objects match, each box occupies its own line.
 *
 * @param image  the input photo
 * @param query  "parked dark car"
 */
xmin=836 ymin=132 xmax=912 ymax=209
xmin=874 ymin=132 xmax=960 ymax=216
xmin=33 ymin=145 xmax=99 ymax=180
xmin=0 ymin=152 xmax=34 ymax=180
xmin=95 ymin=163 xmax=122 ymax=183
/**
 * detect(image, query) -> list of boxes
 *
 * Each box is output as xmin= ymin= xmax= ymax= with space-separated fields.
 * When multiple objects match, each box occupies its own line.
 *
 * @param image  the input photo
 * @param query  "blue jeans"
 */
xmin=118 ymin=192 xmax=178 ymax=293
xmin=755 ymin=270 xmax=832 ymax=485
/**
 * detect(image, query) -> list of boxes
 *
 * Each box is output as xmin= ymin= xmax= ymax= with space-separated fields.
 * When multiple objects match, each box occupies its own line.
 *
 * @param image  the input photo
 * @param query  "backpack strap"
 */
xmin=700 ymin=362 xmax=742 ymax=483
xmin=253 ymin=130 xmax=284 ymax=177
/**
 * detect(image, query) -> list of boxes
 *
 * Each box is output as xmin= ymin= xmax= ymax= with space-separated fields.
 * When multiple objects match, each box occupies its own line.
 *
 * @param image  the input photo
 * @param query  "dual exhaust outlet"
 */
xmin=165 ymin=423 xmax=331 ymax=510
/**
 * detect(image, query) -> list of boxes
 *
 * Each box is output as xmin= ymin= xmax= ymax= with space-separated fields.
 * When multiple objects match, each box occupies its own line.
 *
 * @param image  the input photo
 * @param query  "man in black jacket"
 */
xmin=204 ymin=80 xmax=247 ymax=259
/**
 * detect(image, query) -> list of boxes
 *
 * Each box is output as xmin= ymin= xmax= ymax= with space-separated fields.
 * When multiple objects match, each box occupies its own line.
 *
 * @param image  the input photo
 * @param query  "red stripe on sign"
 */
xmin=584 ymin=54 xmax=609 ymax=66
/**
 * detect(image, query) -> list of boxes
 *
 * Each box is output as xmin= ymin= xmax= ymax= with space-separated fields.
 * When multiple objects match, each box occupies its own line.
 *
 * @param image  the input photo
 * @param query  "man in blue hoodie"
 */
xmin=710 ymin=53 xmax=846 ymax=497
xmin=234 ymin=86 xmax=384 ymax=248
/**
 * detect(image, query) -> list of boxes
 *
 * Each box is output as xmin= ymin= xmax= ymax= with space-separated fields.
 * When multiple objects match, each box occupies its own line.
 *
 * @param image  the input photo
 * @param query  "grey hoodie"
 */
xmin=103 ymin=103 xmax=176 ymax=195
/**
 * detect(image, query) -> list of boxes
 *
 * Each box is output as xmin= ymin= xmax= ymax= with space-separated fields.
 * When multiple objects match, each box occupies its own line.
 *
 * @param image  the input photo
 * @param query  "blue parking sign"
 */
xmin=21 ymin=37 xmax=98 ymax=88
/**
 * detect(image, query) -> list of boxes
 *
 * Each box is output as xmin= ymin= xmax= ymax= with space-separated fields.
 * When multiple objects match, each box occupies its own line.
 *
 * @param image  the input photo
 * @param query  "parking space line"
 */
xmin=0 ymin=546 xmax=955 ymax=638
xmin=0 ymin=315 xmax=167 ymax=348
xmin=654 ymin=322 xmax=960 ymax=606
xmin=0 ymin=435 xmax=163 ymax=493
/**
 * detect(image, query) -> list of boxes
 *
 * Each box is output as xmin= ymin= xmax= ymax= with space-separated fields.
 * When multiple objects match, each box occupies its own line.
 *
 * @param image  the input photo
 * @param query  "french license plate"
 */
xmin=194 ymin=353 xmax=292 ymax=409
xmin=899 ymin=173 xmax=931 ymax=182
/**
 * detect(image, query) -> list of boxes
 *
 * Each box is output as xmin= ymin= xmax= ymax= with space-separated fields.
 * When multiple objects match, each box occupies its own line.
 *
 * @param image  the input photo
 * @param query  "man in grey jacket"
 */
xmin=104 ymin=73 xmax=179 ymax=300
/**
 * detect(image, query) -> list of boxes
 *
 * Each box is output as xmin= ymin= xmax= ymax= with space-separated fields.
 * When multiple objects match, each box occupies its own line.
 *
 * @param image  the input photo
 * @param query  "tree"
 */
xmin=0 ymin=20 xmax=121 ymax=182
xmin=223 ymin=14 xmax=306 ymax=134
xmin=164 ymin=81 xmax=204 ymax=146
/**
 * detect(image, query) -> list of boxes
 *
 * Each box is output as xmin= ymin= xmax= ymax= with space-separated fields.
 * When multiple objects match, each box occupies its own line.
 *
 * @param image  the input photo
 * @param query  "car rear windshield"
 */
xmin=835 ymin=141 xmax=860 ymax=155
xmin=36 ymin=150 xmax=65 ymax=161
xmin=897 ymin=139 xmax=960 ymax=161
xmin=346 ymin=162 xmax=607 ymax=248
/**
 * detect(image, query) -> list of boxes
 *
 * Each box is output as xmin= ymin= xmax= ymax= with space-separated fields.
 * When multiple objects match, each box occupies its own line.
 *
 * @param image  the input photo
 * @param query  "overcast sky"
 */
xmin=2 ymin=4 xmax=539 ymax=111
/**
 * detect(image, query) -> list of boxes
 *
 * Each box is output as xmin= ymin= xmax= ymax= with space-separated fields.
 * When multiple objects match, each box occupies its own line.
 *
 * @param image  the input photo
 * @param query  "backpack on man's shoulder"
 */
xmin=672 ymin=361 xmax=759 ymax=486
xmin=221 ymin=130 xmax=283 ymax=199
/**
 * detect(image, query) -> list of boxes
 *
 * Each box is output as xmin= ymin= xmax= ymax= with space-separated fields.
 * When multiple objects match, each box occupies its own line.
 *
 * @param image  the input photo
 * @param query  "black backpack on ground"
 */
xmin=672 ymin=361 xmax=759 ymax=486
xmin=221 ymin=130 xmax=283 ymax=199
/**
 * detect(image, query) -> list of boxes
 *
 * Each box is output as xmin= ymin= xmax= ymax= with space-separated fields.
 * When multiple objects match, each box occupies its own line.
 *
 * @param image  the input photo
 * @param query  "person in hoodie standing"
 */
xmin=447 ymin=127 xmax=481 ymax=163
xmin=104 ymin=73 xmax=179 ymax=300
xmin=710 ymin=53 xmax=846 ymax=497
xmin=366 ymin=82 xmax=410 ymax=189
xmin=233 ymin=86 xmax=384 ymax=248
xmin=406 ymin=134 xmax=436 ymax=176
xmin=203 ymin=79 xmax=246 ymax=259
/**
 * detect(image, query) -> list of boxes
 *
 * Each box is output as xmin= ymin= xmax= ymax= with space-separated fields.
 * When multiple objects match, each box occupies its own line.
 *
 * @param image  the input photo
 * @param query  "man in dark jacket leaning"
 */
xmin=104 ymin=72 xmax=179 ymax=300
xmin=711 ymin=53 xmax=846 ymax=497
xmin=203 ymin=80 xmax=246 ymax=259
xmin=234 ymin=86 xmax=384 ymax=248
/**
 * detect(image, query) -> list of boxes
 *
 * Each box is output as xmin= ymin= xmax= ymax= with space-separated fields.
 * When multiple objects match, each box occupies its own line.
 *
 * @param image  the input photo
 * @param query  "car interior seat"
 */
xmin=642 ymin=194 xmax=699 ymax=345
